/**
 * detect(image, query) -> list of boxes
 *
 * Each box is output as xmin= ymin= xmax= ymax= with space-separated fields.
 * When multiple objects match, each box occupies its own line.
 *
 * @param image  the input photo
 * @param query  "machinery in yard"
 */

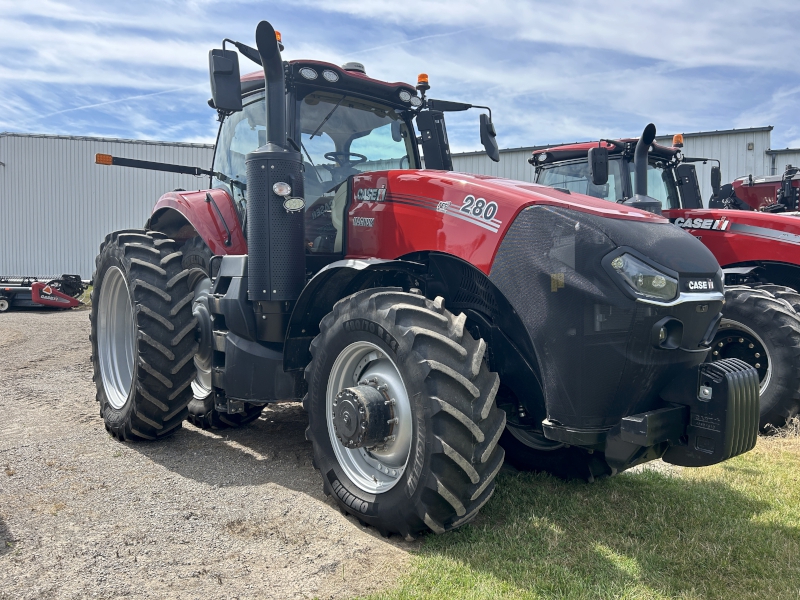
xmin=531 ymin=132 xmax=800 ymax=429
xmin=90 ymin=20 xmax=759 ymax=538
xmin=0 ymin=275 xmax=86 ymax=312
xmin=710 ymin=163 xmax=800 ymax=213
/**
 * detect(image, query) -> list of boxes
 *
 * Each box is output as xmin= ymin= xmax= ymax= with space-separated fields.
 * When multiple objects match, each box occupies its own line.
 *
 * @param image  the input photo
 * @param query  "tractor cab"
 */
xmin=209 ymin=48 xmax=499 ymax=266
xmin=211 ymin=62 xmax=422 ymax=257
xmin=531 ymin=135 xmax=710 ymax=211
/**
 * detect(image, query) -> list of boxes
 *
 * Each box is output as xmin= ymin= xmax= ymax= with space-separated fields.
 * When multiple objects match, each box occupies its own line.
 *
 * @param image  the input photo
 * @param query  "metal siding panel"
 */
xmin=0 ymin=134 xmax=213 ymax=279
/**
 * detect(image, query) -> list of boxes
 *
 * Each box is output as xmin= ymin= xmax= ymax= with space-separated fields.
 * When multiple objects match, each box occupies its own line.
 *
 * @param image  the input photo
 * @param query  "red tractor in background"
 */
xmin=89 ymin=21 xmax=759 ymax=538
xmin=531 ymin=133 xmax=800 ymax=429
xmin=710 ymin=163 xmax=800 ymax=213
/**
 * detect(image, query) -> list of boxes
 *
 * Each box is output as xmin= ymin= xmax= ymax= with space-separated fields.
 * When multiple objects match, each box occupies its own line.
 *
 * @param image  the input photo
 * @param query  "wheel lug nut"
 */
xmin=739 ymin=338 xmax=744 ymax=343
xmin=713 ymin=351 xmax=719 ymax=356
xmin=755 ymin=363 xmax=761 ymax=369
xmin=718 ymin=342 xmax=724 ymax=347
xmin=754 ymin=352 xmax=760 ymax=358
xmin=749 ymin=343 xmax=754 ymax=349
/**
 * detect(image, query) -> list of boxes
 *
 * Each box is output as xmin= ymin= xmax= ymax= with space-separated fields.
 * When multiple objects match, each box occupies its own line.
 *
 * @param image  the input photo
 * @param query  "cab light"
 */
xmin=417 ymin=73 xmax=429 ymax=85
xmin=322 ymin=70 xmax=339 ymax=82
xmin=610 ymin=254 xmax=678 ymax=301
xmin=275 ymin=31 xmax=282 ymax=43
xmin=272 ymin=182 xmax=291 ymax=197
xmin=672 ymin=133 xmax=684 ymax=148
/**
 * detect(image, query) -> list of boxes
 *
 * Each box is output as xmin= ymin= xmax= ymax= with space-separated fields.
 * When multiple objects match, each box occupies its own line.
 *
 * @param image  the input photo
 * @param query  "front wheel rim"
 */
xmin=711 ymin=319 xmax=772 ymax=394
xmin=97 ymin=266 xmax=136 ymax=409
xmin=326 ymin=341 xmax=412 ymax=494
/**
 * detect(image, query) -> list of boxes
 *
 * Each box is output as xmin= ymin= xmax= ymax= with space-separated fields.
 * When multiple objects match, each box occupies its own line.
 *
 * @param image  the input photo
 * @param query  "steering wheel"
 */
xmin=324 ymin=151 xmax=368 ymax=167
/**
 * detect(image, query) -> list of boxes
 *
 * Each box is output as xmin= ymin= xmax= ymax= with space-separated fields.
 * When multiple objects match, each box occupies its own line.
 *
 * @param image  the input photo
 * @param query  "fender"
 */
xmin=149 ymin=188 xmax=247 ymax=255
xmin=283 ymin=258 xmax=426 ymax=371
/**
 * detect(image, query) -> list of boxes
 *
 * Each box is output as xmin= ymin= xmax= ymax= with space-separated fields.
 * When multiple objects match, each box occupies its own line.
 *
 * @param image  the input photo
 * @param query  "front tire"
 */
xmin=712 ymin=287 xmax=800 ymax=428
xmin=90 ymin=230 xmax=198 ymax=441
xmin=305 ymin=288 xmax=505 ymax=537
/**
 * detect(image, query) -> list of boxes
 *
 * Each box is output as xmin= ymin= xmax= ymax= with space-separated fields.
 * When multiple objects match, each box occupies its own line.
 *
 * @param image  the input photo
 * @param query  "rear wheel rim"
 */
xmin=711 ymin=319 xmax=772 ymax=394
xmin=0 ymin=298 xmax=8 ymax=312
xmin=98 ymin=266 xmax=136 ymax=409
xmin=326 ymin=341 xmax=412 ymax=494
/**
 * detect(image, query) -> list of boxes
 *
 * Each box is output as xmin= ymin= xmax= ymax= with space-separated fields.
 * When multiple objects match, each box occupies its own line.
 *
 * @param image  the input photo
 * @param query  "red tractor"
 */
xmin=710 ymin=163 xmax=800 ymax=213
xmin=531 ymin=129 xmax=800 ymax=429
xmin=91 ymin=21 xmax=759 ymax=538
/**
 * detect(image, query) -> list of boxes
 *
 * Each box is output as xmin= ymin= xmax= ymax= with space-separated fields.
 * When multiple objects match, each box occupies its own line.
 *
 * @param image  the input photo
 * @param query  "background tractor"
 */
xmin=710 ymin=163 xmax=800 ymax=213
xmin=531 ymin=134 xmax=800 ymax=429
xmin=90 ymin=20 xmax=759 ymax=538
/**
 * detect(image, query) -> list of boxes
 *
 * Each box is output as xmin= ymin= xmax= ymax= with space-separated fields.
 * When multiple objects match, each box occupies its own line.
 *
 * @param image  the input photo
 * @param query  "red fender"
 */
xmin=150 ymin=188 xmax=247 ymax=255
xmin=31 ymin=282 xmax=81 ymax=308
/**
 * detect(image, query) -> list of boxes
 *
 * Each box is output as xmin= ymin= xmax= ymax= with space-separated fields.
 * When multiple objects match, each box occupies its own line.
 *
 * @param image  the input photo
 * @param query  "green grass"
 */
xmin=368 ymin=436 xmax=800 ymax=600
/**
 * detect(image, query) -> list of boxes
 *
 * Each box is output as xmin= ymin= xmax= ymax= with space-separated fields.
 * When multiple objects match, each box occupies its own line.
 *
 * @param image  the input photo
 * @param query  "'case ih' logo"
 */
xmin=673 ymin=216 xmax=732 ymax=231
xmin=356 ymin=187 xmax=387 ymax=202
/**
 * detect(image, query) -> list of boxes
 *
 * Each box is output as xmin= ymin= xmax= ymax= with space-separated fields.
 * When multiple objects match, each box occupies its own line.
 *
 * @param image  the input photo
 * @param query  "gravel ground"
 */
xmin=0 ymin=309 xmax=412 ymax=600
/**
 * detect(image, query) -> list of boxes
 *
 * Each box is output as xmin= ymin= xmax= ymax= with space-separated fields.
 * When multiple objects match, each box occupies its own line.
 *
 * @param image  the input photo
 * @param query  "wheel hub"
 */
xmin=332 ymin=382 xmax=395 ymax=449
xmin=190 ymin=276 xmax=213 ymax=399
xmin=711 ymin=320 xmax=771 ymax=393
xmin=326 ymin=341 xmax=412 ymax=494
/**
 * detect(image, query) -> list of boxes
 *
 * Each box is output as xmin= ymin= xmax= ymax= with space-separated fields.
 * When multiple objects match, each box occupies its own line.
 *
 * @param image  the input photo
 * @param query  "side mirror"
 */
xmin=480 ymin=114 xmax=500 ymax=163
xmin=711 ymin=165 xmax=722 ymax=197
xmin=588 ymin=146 xmax=609 ymax=186
xmin=391 ymin=120 xmax=403 ymax=142
xmin=208 ymin=49 xmax=242 ymax=113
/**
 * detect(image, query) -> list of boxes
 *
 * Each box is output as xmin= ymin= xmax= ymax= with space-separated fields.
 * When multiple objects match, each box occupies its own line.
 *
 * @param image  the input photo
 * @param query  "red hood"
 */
xmin=347 ymin=170 xmax=669 ymax=273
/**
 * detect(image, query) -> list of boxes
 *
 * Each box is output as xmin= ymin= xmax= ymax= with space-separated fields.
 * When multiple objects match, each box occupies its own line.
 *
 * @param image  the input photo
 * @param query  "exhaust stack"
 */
xmin=624 ymin=123 xmax=662 ymax=215
xmin=244 ymin=20 xmax=305 ymax=340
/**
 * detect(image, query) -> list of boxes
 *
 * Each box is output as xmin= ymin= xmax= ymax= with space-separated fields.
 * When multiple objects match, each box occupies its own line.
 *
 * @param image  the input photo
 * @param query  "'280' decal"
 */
xmin=459 ymin=195 xmax=498 ymax=221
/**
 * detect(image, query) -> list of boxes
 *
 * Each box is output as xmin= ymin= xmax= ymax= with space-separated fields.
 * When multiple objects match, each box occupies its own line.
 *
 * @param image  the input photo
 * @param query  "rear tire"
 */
xmin=305 ymin=288 xmax=505 ymax=537
xmin=90 ymin=230 xmax=198 ymax=441
xmin=712 ymin=286 xmax=800 ymax=429
xmin=0 ymin=298 xmax=9 ymax=312
xmin=179 ymin=236 xmax=264 ymax=430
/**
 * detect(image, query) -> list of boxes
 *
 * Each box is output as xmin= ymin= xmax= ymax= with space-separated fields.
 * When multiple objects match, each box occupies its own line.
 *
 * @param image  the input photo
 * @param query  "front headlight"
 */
xmin=609 ymin=253 xmax=678 ymax=301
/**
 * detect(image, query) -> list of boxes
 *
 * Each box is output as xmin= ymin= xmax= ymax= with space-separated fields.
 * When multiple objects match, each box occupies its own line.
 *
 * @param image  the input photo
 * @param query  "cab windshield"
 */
xmin=537 ymin=157 xmax=626 ymax=202
xmin=298 ymin=91 xmax=416 ymax=253
xmin=212 ymin=90 xmax=416 ymax=253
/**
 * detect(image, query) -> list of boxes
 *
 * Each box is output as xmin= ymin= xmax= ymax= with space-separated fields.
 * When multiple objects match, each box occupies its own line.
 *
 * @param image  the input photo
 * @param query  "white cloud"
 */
xmin=1 ymin=0 xmax=798 ymax=151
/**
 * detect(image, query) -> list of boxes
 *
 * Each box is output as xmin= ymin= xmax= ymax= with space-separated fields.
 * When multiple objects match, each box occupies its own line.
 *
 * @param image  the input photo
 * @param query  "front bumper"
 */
xmin=542 ymin=357 xmax=759 ymax=470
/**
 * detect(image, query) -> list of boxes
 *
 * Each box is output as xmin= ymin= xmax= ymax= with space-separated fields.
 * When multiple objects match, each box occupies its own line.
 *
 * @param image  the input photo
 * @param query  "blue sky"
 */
xmin=1 ymin=0 xmax=799 ymax=153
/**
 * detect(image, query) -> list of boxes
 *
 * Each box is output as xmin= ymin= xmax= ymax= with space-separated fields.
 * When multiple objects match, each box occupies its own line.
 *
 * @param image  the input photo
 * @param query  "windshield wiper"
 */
xmin=309 ymin=97 xmax=345 ymax=139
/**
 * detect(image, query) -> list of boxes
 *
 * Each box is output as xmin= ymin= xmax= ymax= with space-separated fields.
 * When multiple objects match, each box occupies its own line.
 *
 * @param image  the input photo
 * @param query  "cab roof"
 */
xmin=530 ymin=139 xmax=680 ymax=166
xmin=240 ymin=60 xmax=419 ymax=110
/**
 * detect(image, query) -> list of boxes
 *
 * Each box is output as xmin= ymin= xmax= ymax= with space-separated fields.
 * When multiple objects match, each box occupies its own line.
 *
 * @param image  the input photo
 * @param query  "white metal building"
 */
xmin=0 ymin=133 xmax=214 ymax=279
xmin=452 ymin=126 xmax=800 ymax=204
